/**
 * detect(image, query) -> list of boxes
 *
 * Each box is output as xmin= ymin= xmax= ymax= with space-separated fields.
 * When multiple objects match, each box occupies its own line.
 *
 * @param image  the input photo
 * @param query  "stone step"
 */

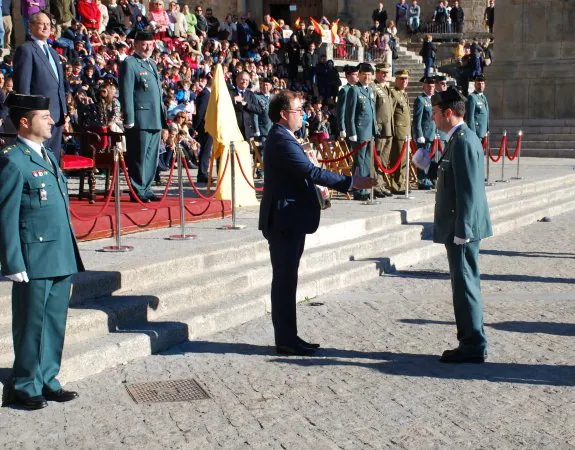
xmin=490 ymin=119 xmax=575 ymax=127
xmin=3 ymin=181 xmax=574 ymax=388
xmin=489 ymin=134 xmax=575 ymax=142
xmin=517 ymin=149 xmax=575 ymax=158
xmin=490 ymin=126 xmax=575 ymax=135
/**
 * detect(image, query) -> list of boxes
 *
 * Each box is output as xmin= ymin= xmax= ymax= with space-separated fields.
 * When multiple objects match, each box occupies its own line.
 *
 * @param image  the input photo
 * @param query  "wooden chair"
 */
xmin=249 ymin=138 xmax=265 ymax=178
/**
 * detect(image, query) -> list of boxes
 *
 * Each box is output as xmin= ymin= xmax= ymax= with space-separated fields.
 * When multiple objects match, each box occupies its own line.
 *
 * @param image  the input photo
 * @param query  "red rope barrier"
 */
xmin=318 ymin=140 xmax=367 ymax=163
xmin=234 ymin=151 xmax=264 ymax=192
xmin=428 ymin=139 xmax=438 ymax=159
xmin=409 ymin=139 xmax=418 ymax=155
xmin=69 ymin=160 xmax=118 ymax=221
xmin=120 ymin=151 xmax=176 ymax=209
xmin=373 ymin=140 xmax=406 ymax=174
xmin=438 ymin=139 xmax=444 ymax=155
xmin=182 ymin=150 xmax=230 ymax=201
xmin=489 ymin=135 xmax=505 ymax=163
xmin=506 ymin=135 xmax=522 ymax=161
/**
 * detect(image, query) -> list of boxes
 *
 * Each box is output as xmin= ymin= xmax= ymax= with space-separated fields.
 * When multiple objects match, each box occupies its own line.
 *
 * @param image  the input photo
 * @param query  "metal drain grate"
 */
xmin=125 ymin=378 xmax=210 ymax=404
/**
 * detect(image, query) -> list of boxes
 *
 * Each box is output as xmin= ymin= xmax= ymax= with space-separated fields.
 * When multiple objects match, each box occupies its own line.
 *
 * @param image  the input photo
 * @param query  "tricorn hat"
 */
xmin=343 ymin=64 xmax=359 ymax=75
xmin=431 ymin=86 xmax=467 ymax=107
xmin=5 ymin=93 xmax=50 ymax=111
xmin=357 ymin=62 xmax=374 ymax=74
xmin=132 ymin=30 xmax=154 ymax=41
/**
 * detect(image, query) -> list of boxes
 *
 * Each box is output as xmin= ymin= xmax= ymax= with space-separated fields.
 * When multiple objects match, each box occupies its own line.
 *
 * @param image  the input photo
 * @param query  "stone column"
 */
xmin=486 ymin=0 xmax=575 ymax=125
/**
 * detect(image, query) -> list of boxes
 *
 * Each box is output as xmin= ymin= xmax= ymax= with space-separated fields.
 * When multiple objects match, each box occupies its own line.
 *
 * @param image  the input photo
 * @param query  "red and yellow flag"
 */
xmin=310 ymin=17 xmax=322 ymax=35
xmin=294 ymin=17 xmax=301 ymax=29
xmin=331 ymin=19 xmax=339 ymax=43
xmin=270 ymin=17 xmax=280 ymax=28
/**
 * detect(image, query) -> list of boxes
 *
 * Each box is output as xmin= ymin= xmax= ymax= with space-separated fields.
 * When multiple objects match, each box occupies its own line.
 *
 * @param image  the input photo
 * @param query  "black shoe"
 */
xmin=418 ymin=184 xmax=432 ymax=190
xmin=276 ymin=343 xmax=316 ymax=356
xmin=353 ymin=194 xmax=370 ymax=201
xmin=394 ymin=190 xmax=406 ymax=195
xmin=440 ymin=348 xmax=487 ymax=364
xmin=42 ymin=389 xmax=79 ymax=403
xmin=197 ymin=175 xmax=212 ymax=183
xmin=146 ymin=194 xmax=161 ymax=202
xmin=12 ymin=395 xmax=48 ymax=410
xmin=297 ymin=336 xmax=320 ymax=349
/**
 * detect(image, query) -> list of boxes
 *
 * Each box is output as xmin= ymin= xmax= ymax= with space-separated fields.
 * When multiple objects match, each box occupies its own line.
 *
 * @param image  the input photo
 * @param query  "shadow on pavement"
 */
xmin=480 ymin=249 xmax=575 ymax=259
xmin=170 ymin=340 xmax=575 ymax=387
xmin=389 ymin=269 xmax=575 ymax=284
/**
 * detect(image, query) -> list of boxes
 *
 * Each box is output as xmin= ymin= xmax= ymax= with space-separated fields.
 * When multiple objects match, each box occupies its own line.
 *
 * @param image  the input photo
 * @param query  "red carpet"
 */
xmin=70 ymin=195 xmax=231 ymax=241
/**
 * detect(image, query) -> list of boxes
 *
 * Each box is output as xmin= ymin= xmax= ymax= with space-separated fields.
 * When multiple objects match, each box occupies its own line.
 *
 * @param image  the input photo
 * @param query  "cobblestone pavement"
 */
xmin=1 ymin=210 xmax=575 ymax=449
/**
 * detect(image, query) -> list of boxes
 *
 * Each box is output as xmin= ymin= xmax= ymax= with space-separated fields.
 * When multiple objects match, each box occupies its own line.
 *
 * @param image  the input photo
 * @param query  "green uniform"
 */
xmin=465 ymin=91 xmax=490 ymax=140
xmin=413 ymin=92 xmax=436 ymax=188
xmin=370 ymin=79 xmax=394 ymax=194
xmin=432 ymin=123 xmax=492 ymax=355
xmin=0 ymin=139 xmax=84 ymax=399
xmin=390 ymin=86 xmax=411 ymax=193
xmin=119 ymin=54 xmax=166 ymax=201
xmin=336 ymin=84 xmax=352 ymax=135
xmin=345 ymin=83 xmax=377 ymax=196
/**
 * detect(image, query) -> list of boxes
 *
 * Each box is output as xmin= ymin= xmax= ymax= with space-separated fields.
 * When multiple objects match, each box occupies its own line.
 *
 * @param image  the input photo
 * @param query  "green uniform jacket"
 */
xmin=119 ymin=54 xmax=166 ymax=130
xmin=412 ymin=93 xmax=436 ymax=142
xmin=336 ymin=84 xmax=351 ymax=134
xmin=465 ymin=92 xmax=489 ymax=139
xmin=345 ymin=84 xmax=377 ymax=142
xmin=370 ymin=80 xmax=394 ymax=137
xmin=433 ymin=123 xmax=493 ymax=244
xmin=390 ymin=87 xmax=411 ymax=140
xmin=0 ymin=139 xmax=84 ymax=278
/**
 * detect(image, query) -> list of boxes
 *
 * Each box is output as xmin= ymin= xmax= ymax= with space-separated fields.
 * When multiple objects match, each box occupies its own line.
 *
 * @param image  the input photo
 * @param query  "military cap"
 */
xmin=261 ymin=77 xmax=274 ymax=84
xmin=133 ymin=30 xmax=154 ymax=41
xmin=357 ymin=62 xmax=374 ymax=73
xmin=395 ymin=69 xmax=410 ymax=78
xmin=431 ymin=86 xmax=467 ymax=107
xmin=344 ymin=64 xmax=359 ymax=75
xmin=474 ymin=74 xmax=486 ymax=82
xmin=434 ymin=75 xmax=447 ymax=82
xmin=5 ymin=93 xmax=50 ymax=111
xmin=375 ymin=62 xmax=392 ymax=73
xmin=421 ymin=76 xmax=435 ymax=84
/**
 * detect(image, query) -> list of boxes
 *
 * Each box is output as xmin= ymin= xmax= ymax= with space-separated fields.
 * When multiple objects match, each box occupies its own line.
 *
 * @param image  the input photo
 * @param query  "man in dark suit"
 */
xmin=250 ymin=78 xmax=273 ymax=142
xmin=13 ymin=12 xmax=67 ymax=163
xmin=258 ymin=90 xmax=377 ymax=356
xmin=413 ymin=87 xmax=492 ymax=363
xmin=0 ymin=93 xmax=84 ymax=409
xmin=372 ymin=2 xmax=388 ymax=32
xmin=229 ymin=71 xmax=263 ymax=140
xmin=193 ymin=75 xmax=212 ymax=183
xmin=119 ymin=30 xmax=166 ymax=202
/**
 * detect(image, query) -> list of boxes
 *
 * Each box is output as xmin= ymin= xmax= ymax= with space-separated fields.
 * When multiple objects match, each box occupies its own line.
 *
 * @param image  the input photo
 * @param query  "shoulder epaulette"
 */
xmin=1 ymin=144 xmax=15 ymax=155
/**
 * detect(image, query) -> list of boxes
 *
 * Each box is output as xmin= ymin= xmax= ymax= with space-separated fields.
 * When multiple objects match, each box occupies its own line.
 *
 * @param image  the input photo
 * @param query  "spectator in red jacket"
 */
xmin=77 ymin=0 xmax=101 ymax=30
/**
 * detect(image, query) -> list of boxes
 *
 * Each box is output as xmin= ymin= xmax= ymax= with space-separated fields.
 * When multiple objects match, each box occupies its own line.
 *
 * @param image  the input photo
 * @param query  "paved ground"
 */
xmin=1 ymin=198 xmax=574 ymax=448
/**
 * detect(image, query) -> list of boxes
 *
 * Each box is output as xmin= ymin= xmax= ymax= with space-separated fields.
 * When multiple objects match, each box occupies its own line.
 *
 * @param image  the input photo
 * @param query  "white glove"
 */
xmin=412 ymin=147 xmax=432 ymax=173
xmin=339 ymin=130 xmax=347 ymax=139
xmin=254 ymin=131 xmax=260 ymax=137
xmin=124 ymin=123 xmax=134 ymax=129
xmin=417 ymin=136 xmax=426 ymax=144
xmin=349 ymin=135 xmax=357 ymax=142
xmin=6 ymin=272 xmax=29 ymax=283
xmin=453 ymin=236 xmax=470 ymax=245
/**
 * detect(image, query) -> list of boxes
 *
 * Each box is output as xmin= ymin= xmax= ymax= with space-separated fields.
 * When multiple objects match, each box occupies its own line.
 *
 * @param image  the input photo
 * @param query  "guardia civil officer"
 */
xmin=412 ymin=77 xmax=436 ymax=189
xmin=413 ymin=87 xmax=492 ymax=363
xmin=336 ymin=65 xmax=359 ymax=139
xmin=0 ymin=93 xmax=84 ymax=409
xmin=119 ymin=30 xmax=166 ymax=203
xmin=434 ymin=75 xmax=448 ymax=150
xmin=345 ymin=62 xmax=377 ymax=201
xmin=465 ymin=74 xmax=490 ymax=141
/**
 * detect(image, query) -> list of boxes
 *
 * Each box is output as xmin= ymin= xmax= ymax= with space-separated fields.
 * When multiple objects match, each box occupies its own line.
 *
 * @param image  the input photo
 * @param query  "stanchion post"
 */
xmin=363 ymin=138 xmax=381 ymax=205
xmin=485 ymin=132 xmax=494 ymax=186
xmin=511 ymin=130 xmax=524 ymax=180
xmin=434 ymin=134 xmax=440 ymax=164
xmin=102 ymin=146 xmax=134 ymax=252
xmin=169 ymin=144 xmax=196 ymax=240
xmin=219 ymin=142 xmax=246 ymax=230
xmin=397 ymin=135 xmax=414 ymax=200
xmin=496 ymin=130 xmax=509 ymax=183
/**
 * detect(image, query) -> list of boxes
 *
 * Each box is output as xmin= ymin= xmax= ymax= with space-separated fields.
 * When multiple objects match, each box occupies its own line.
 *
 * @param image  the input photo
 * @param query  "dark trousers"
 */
xmin=352 ymin=139 xmax=371 ymax=196
xmin=12 ymin=275 xmax=73 ymax=398
xmin=125 ymin=129 xmax=161 ymax=199
xmin=197 ymin=131 xmax=213 ymax=179
xmin=266 ymin=230 xmax=306 ymax=346
xmin=45 ymin=124 xmax=63 ymax=164
xmin=445 ymin=241 xmax=487 ymax=354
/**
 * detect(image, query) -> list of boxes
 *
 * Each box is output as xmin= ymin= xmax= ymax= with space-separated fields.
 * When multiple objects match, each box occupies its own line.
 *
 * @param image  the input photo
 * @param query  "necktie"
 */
xmin=41 ymin=146 xmax=53 ymax=171
xmin=43 ymin=44 xmax=59 ymax=81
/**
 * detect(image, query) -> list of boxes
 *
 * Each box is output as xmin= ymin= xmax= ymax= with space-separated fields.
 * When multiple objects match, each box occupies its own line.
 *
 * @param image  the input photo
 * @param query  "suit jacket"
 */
xmin=345 ymin=84 xmax=377 ymax=142
xmin=371 ymin=80 xmax=394 ymax=137
xmin=432 ymin=123 xmax=492 ymax=244
xmin=390 ymin=87 xmax=411 ymax=140
xmin=13 ymin=40 xmax=67 ymax=126
xmin=230 ymin=87 xmax=263 ymax=139
xmin=258 ymin=124 xmax=352 ymax=235
xmin=0 ymin=139 xmax=84 ymax=279
xmin=250 ymin=92 xmax=272 ymax=138
xmin=336 ymin=84 xmax=352 ymax=134
xmin=412 ymin=93 xmax=436 ymax=142
xmin=119 ymin=54 xmax=165 ymax=130
xmin=193 ymin=87 xmax=210 ymax=134
xmin=465 ymin=92 xmax=490 ymax=139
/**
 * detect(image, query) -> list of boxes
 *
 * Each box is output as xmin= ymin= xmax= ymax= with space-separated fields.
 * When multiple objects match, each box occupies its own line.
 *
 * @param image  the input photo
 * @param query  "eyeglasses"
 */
xmin=285 ymin=108 xmax=304 ymax=115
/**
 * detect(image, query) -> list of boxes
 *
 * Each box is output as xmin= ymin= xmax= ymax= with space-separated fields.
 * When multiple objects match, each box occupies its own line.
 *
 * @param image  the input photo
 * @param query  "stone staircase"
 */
xmin=2 ymin=168 xmax=575 ymax=391
xmin=489 ymin=120 xmax=575 ymax=158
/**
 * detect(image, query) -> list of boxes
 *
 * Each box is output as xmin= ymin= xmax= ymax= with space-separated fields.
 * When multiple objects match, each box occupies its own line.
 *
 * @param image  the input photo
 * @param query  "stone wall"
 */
xmin=486 ymin=0 xmax=575 ymax=122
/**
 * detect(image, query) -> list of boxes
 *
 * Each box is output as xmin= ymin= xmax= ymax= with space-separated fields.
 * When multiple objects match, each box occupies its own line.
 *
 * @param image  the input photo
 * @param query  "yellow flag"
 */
xmin=204 ymin=64 xmax=244 ymax=159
